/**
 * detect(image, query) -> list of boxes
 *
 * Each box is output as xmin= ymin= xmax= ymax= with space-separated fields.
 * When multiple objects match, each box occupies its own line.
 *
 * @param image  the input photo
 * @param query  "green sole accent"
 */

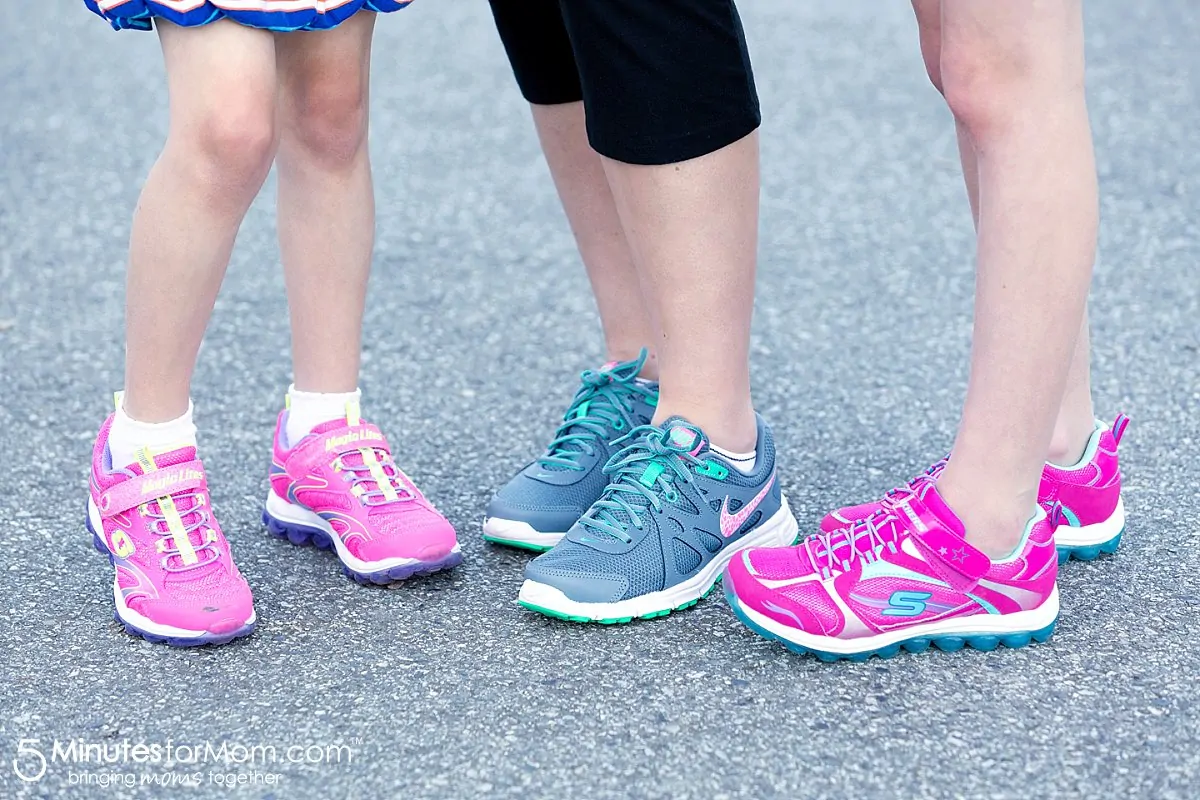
xmin=482 ymin=535 xmax=554 ymax=553
xmin=521 ymin=576 xmax=724 ymax=625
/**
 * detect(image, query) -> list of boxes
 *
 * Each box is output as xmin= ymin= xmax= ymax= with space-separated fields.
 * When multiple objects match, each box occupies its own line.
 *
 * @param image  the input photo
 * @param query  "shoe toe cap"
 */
xmin=134 ymin=581 xmax=255 ymax=636
xmin=485 ymin=493 xmax=584 ymax=534
xmin=357 ymin=507 xmax=459 ymax=563
xmin=523 ymin=553 xmax=629 ymax=604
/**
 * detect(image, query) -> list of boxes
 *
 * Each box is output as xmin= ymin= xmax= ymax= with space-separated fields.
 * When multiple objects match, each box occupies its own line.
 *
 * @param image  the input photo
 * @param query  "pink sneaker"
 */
xmin=724 ymin=480 xmax=1059 ymax=661
xmin=263 ymin=408 xmax=461 ymax=584
xmin=819 ymin=415 xmax=1128 ymax=563
xmin=87 ymin=415 xmax=256 ymax=646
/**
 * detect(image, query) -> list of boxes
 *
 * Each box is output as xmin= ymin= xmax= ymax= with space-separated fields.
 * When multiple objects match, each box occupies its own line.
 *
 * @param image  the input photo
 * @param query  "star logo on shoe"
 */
xmin=719 ymin=472 xmax=776 ymax=538
xmin=949 ymin=547 xmax=969 ymax=564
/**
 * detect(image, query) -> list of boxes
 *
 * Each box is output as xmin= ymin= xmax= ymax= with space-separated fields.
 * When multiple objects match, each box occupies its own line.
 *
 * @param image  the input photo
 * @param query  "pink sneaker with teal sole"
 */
xmin=263 ymin=407 xmax=461 ymax=585
xmin=820 ymin=415 xmax=1128 ymax=563
xmin=87 ymin=415 xmax=256 ymax=647
xmin=725 ymin=480 xmax=1059 ymax=662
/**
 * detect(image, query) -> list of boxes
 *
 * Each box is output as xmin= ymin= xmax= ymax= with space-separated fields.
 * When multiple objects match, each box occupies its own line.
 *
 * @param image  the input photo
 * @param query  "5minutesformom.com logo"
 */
xmin=12 ymin=737 xmax=358 ymax=783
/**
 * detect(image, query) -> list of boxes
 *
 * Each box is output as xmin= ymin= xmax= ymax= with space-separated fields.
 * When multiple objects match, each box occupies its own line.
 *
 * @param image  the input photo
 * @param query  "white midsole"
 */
xmin=1055 ymin=495 xmax=1125 ymax=548
xmin=519 ymin=497 xmax=799 ymax=619
xmin=734 ymin=584 xmax=1060 ymax=655
xmin=88 ymin=499 xmax=256 ymax=639
xmin=264 ymin=491 xmax=460 ymax=573
xmin=481 ymin=517 xmax=566 ymax=548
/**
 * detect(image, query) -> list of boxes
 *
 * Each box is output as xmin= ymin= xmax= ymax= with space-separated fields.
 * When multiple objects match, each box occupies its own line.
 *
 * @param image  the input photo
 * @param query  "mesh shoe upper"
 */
xmin=269 ymin=412 xmax=458 ymax=563
xmin=728 ymin=479 xmax=1058 ymax=640
xmin=486 ymin=353 xmax=659 ymax=533
xmin=524 ymin=414 xmax=783 ymax=604
xmin=90 ymin=414 xmax=254 ymax=634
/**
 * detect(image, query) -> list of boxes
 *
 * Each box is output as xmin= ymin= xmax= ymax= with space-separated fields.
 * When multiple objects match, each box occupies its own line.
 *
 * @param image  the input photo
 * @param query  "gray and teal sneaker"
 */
xmin=517 ymin=415 xmax=798 ymax=623
xmin=482 ymin=353 xmax=659 ymax=552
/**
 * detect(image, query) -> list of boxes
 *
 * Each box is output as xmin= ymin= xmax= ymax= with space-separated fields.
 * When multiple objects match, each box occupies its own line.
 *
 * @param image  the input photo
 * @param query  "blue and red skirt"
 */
xmin=84 ymin=0 xmax=414 ymax=32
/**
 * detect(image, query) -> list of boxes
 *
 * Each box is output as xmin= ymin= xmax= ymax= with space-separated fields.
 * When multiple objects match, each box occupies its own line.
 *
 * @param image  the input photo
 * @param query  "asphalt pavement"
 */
xmin=1 ymin=2 xmax=1198 ymax=798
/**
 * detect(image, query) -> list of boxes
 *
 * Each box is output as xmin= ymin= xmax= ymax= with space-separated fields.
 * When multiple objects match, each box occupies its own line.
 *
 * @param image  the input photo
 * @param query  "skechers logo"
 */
xmin=142 ymin=469 xmax=202 ymax=495
xmin=882 ymin=590 xmax=932 ymax=617
xmin=325 ymin=430 xmax=382 ymax=452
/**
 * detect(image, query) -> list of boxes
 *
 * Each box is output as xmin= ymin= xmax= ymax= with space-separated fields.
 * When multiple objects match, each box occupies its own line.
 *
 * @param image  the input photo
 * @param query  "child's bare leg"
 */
xmin=933 ymin=0 xmax=1098 ymax=556
xmin=913 ymin=0 xmax=1097 ymax=472
xmin=275 ymin=13 xmax=376 ymax=403
xmin=121 ymin=20 xmax=278 ymax=425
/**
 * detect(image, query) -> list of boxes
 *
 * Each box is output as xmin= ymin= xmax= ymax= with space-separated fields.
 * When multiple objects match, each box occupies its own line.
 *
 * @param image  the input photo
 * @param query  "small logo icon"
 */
xmin=882 ymin=590 xmax=932 ymax=617
xmin=719 ymin=473 xmax=776 ymax=538
xmin=110 ymin=530 xmax=136 ymax=559
xmin=12 ymin=738 xmax=47 ymax=783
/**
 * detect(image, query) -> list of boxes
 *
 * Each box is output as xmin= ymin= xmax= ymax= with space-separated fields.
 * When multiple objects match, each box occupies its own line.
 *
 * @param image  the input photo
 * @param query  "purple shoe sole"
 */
xmin=85 ymin=513 xmax=256 ymax=647
xmin=262 ymin=510 xmax=463 ymax=586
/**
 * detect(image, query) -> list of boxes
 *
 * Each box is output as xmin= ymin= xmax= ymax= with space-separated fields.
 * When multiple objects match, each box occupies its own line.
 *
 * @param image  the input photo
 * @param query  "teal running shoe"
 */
xmin=518 ymin=415 xmax=798 ymax=623
xmin=482 ymin=352 xmax=659 ymax=552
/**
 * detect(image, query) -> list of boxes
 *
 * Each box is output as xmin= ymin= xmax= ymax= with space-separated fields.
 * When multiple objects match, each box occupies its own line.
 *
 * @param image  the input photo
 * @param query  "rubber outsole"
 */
xmin=262 ymin=511 xmax=462 ymax=585
xmin=86 ymin=514 xmax=255 ymax=647
xmin=481 ymin=534 xmax=554 ymax=553
xmin=520 ymin=579 xmax=724 ymax=625
xmin=724 ymin=581 xmax=1057 ymax=663
xmin=1056 ymin=530 xmax=1123 ymax=564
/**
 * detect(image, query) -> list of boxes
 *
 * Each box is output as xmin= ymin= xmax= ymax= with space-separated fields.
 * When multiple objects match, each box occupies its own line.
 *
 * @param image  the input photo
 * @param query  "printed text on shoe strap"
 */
xmin=292 ymin=424 xmax=391 ymax=469
xmin=96 ymin=462 xmax=207 ymax=517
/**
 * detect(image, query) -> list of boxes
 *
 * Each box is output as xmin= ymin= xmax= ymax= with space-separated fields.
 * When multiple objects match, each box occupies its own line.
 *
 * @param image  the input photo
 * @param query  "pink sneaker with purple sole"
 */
xmin=820 ymin=415 xmax=1129 ymax=563
xmin=725 ymin=479 xmax=1060 ymax=662
xmin=263 ymin=406 xmax=461 ymax=585
xmin=87 ymin=415 xmax=257 ymax=647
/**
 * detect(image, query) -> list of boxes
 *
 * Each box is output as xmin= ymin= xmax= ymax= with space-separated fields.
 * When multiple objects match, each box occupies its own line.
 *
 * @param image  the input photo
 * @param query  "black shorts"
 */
xmin=487 ymin=0 xmax=761 ymax=166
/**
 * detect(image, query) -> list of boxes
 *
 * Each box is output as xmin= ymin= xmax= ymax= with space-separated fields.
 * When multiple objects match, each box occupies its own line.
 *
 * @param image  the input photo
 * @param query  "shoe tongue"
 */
xmin=578 ymin=418 xmax=700 ymax=543
xmin=126 ymin=445 xmax=197 ymax=476
xmin=308 ymin=417 xmax=354 ymax=437
xmin=598 ymin=355 xmax=644 ymax=381
xmin=302 ymin=417 xmax=402 ymax=499
xmin=130 ymin=445 xmax=210 ymax=560
xmin=542 ymin=359 xmax=643 ymax=471
xmin=661 ymin=416 xmax=708 ymax=457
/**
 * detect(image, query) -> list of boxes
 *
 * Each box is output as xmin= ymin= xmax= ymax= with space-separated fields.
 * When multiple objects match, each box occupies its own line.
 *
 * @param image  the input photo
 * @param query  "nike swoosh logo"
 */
xmin=719 ymin=471 xmax=776 ymax=538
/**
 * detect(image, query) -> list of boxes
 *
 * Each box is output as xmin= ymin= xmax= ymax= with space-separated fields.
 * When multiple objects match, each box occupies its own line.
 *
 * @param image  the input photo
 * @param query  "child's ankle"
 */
xmin=1046 ymin=418 xmax=1097 ymax=468
xmin=109 ymin=397 xmax=198 ymax=469
xmin=285 ymin=385 xmax=361 ymax=447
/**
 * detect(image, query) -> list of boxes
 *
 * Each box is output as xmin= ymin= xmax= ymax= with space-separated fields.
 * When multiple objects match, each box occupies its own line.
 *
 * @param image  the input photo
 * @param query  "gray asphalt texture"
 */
xmin=2 ymin=2 xmax=1199 ymax=798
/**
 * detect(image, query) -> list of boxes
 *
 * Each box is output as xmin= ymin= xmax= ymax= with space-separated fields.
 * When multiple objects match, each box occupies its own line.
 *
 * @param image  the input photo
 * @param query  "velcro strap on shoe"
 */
xmin=910 ymin=525 xmax=991 ymax=591
xmin=891 ymin=492 xmax=991 ymax=591
xmin=96 ymin=461 xmax=207 ymax=517
xmin=288 ymin=423 xmax=390 ymax=471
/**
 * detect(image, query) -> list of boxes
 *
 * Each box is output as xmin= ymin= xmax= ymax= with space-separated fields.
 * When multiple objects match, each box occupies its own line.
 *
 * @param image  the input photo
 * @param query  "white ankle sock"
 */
xmin=286 ymin=385 xmax=361 ymax=447
xmin=109 ymin=399 xmax=198 ymax=470
xmin=711 ymin=442 xmax=758 ymax=475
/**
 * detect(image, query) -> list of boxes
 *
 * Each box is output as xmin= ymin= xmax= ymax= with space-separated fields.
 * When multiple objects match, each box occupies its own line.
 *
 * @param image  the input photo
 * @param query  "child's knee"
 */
xmin=285 ymin=70 xmax=369 ymax=166
xmin=940 ymin=39 xmax=1036 ymax=140
xmin=185 ymin=93 xmax=277 ymax=191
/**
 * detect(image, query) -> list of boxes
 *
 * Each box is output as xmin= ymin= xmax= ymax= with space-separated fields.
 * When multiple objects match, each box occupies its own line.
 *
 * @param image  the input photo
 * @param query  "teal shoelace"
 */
xmin=577 ymin=423 xmax=703 ymax=544
xmin=538 ymin=352 xmax=656 ymax=471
